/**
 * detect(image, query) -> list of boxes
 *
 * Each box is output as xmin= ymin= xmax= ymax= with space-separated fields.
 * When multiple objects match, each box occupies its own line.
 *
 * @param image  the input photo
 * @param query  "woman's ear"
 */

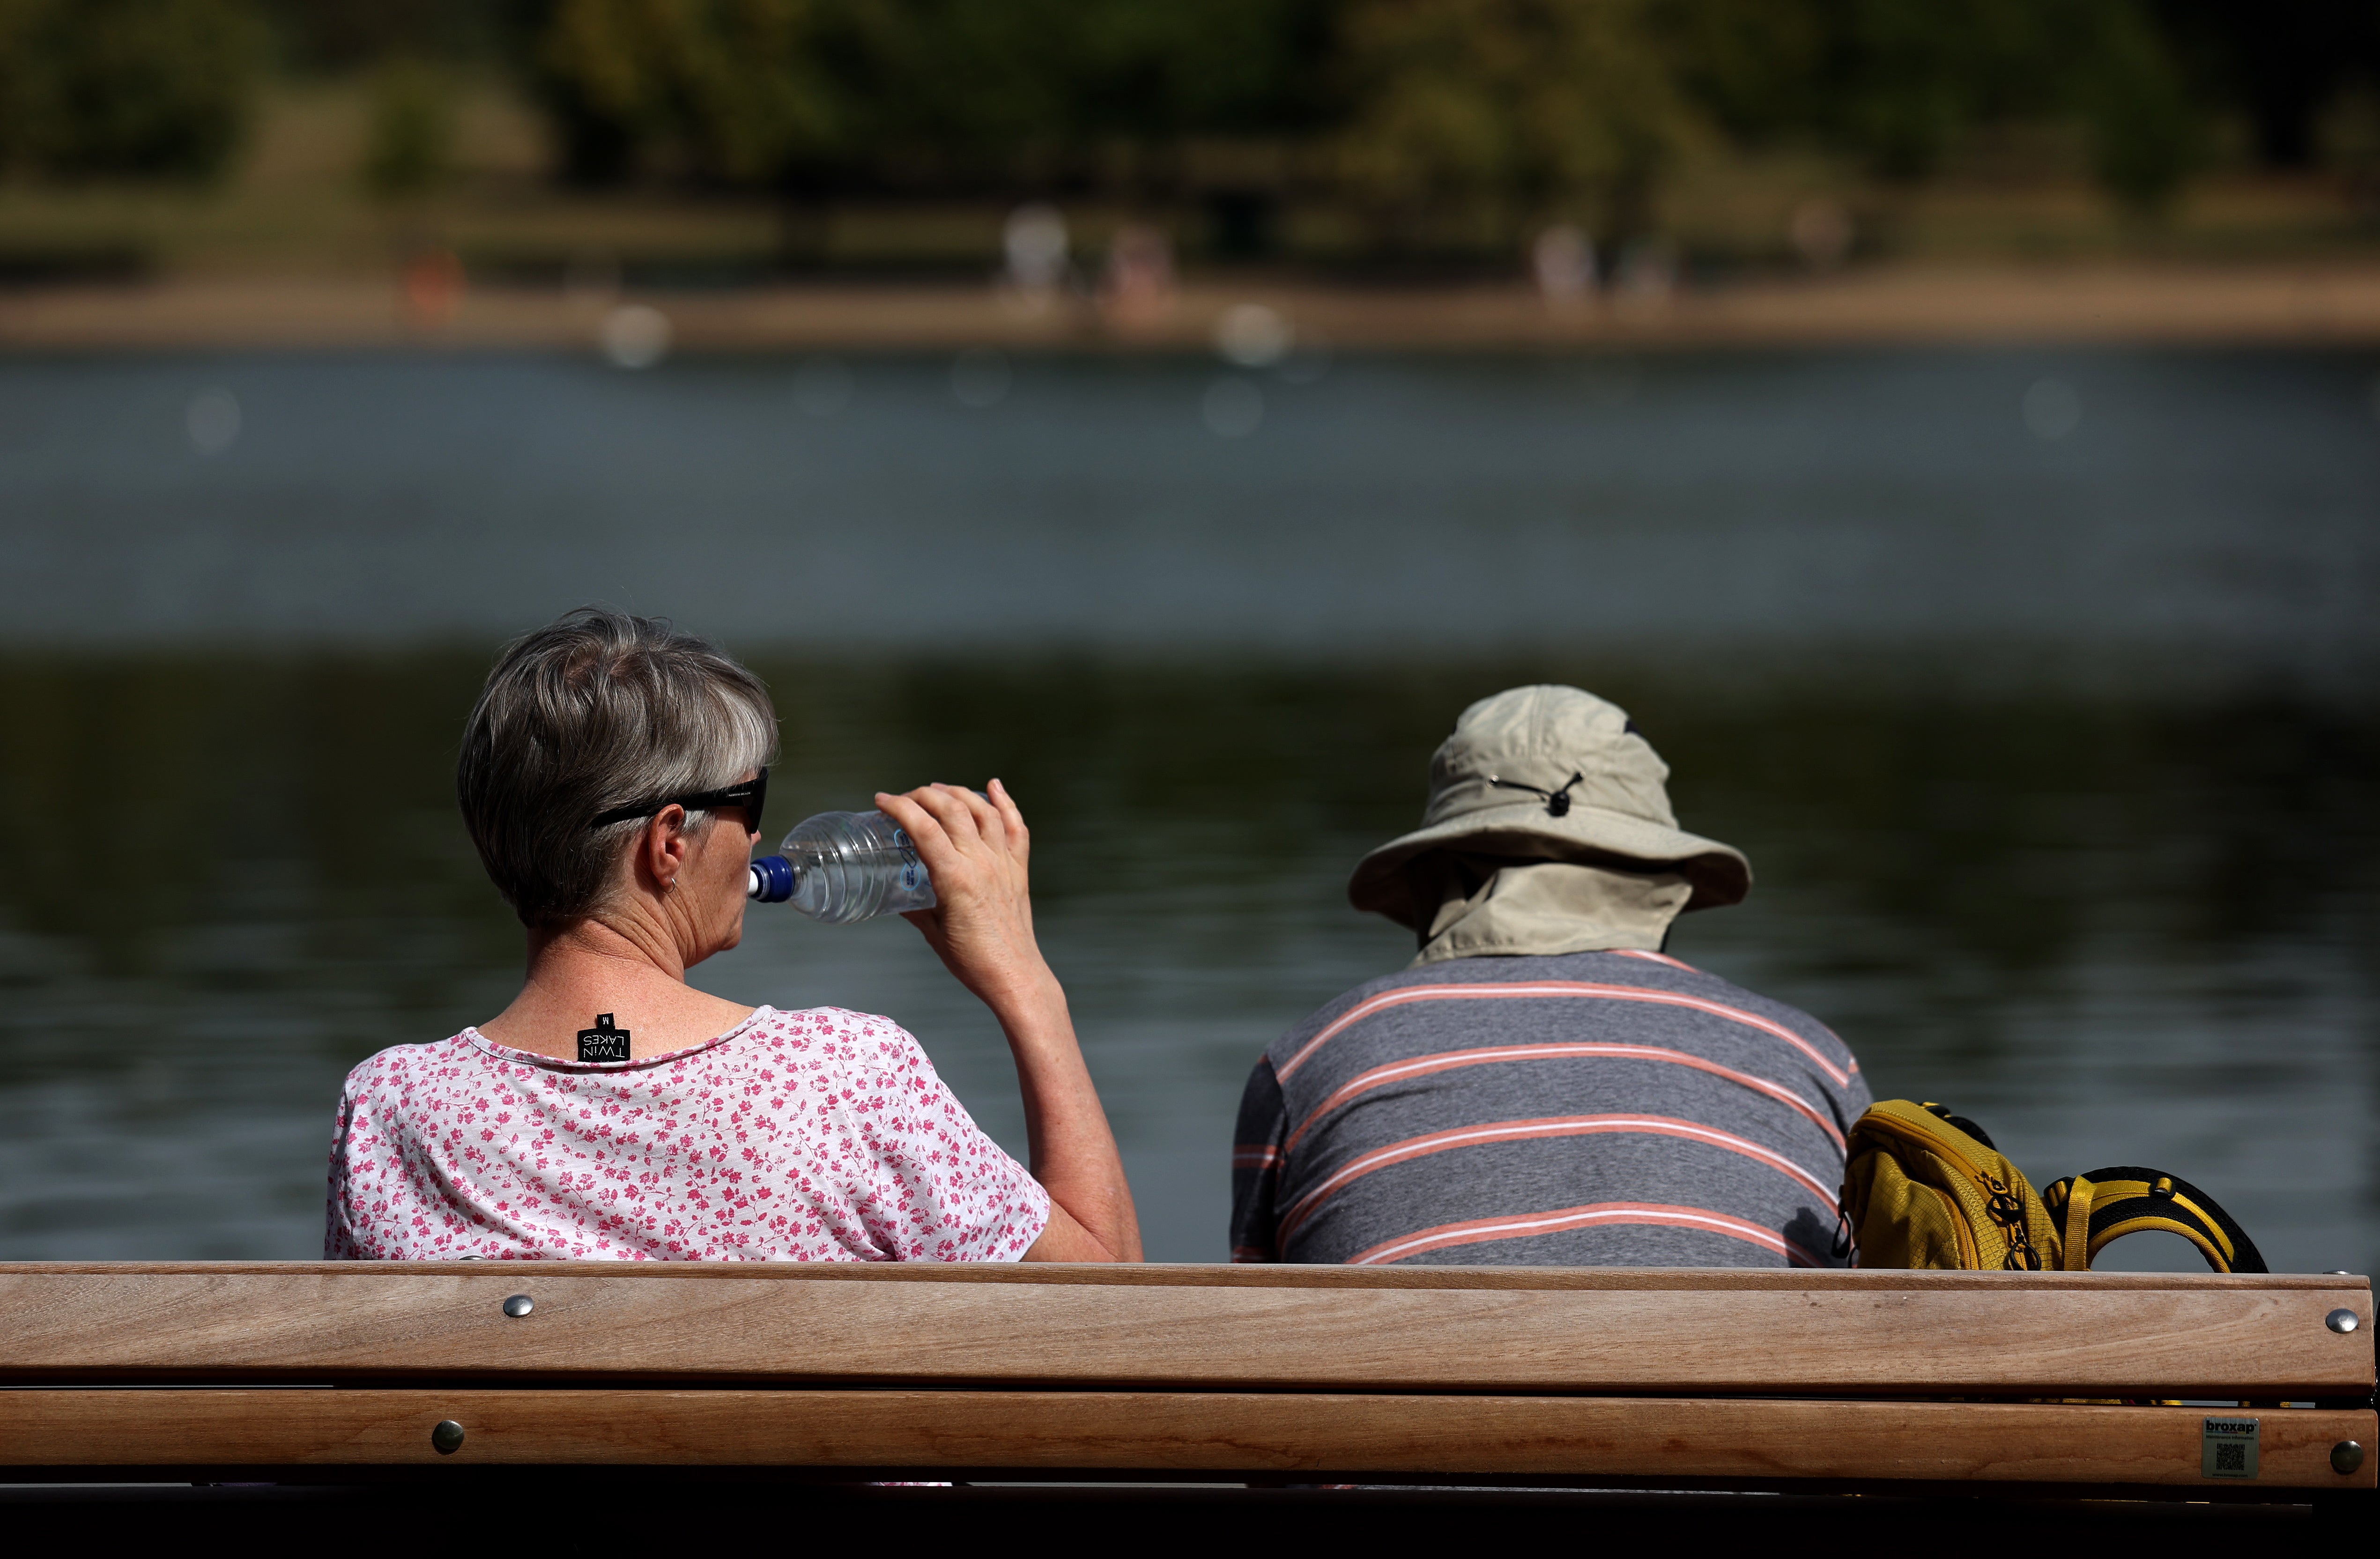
xmin=640 ymin=805 xmax=692 ymax=893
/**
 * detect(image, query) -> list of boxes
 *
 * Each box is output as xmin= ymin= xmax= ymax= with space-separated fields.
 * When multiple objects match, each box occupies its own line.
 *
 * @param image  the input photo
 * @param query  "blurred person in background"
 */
xmin=1231 ymin=686 xmax=1867 ymax=1267
xmin=326 ymin=607 xmax=1139 ymax=1263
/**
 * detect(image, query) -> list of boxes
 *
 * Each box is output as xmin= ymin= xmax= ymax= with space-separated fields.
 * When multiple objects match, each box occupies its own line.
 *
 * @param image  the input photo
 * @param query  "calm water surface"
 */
xmin=0 ymin=348 xmax=2374 ymax=1269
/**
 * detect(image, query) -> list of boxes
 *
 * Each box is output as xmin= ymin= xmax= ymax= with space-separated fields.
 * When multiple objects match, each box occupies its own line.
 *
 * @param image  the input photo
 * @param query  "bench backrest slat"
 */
xmin=0 ymin=1264 xmax=2368 ymax=1397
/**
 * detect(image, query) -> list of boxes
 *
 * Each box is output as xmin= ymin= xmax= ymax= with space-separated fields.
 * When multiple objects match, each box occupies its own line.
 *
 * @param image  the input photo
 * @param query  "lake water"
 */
xmin=0 ymin=347 xmax=2374 ymax=1271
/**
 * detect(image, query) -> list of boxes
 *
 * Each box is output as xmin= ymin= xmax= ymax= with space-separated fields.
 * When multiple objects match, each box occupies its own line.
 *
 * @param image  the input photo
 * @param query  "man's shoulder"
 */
xmin=1290 ymin=948 xmax=1765 ymax=1013
xmin=1268 ymin=949 xmax=1851 ymax=1069
xmin=1585 ymin=953 xmax=1849 ymax=1052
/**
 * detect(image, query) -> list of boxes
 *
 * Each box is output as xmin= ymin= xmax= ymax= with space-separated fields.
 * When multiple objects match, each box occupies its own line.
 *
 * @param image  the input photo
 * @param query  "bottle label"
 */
xmin=895 ymin=828 xmax=927 ymax=893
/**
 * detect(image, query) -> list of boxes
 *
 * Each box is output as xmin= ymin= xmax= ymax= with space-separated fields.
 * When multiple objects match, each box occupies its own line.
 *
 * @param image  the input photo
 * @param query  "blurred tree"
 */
xmin=501 ymin=0 xmax=2366 ymax=246
xmin=0 ymin=0 xmax=264 ymax=181
xmin=1653 ymin=0 xmax=1824 ymax=143
xmin=1660 ymin=0 xmax=2068 ymax=180
xmin=259 ymin=0 xmax=539 ymax=68
xmin=1333 ymin=0 xmax=1696 ymax=245
xmin=2319 ymin=85 xmax=2380 ymax=205
xmin=2153 ymin=0 xmax=2380 ymax=167
xmin=1664 ymin=0 xmax=2207 ymax=213
xmin=2082 ymin=4 xmax=2203 ymax=216
xmin=529 ymin=0 xmax=1325 ymax=190
xmin=362 ymin=58 xmax=457 ymax=197
xmin=808 ymin=0 xmax=1083 ymax=179
xmin=1068 ymin=0 xmax=1333 ymax=144
xmin=534 ymin=0 xmax=840 ymax=185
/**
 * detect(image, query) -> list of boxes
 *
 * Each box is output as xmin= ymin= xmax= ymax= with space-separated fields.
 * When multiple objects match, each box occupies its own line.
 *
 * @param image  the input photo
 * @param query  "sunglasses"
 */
xmin=588 ymin=767 xmax=768 ymax=838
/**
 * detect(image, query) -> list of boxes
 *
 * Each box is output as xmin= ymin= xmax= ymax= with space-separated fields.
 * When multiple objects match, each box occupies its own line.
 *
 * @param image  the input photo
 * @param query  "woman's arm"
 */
xmin=876 ymin=781 xmax=1143 ymax=1263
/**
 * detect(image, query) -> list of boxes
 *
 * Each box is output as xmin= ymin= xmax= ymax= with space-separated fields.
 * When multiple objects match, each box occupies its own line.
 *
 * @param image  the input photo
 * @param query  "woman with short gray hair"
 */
xmin=326 ymin=607 xmax=1140 ymax=1263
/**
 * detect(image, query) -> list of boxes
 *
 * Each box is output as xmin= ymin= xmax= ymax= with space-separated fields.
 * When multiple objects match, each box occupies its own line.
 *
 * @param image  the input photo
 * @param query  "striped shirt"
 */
xmin=1229 ymin=950 xmax=1869 ymax=1267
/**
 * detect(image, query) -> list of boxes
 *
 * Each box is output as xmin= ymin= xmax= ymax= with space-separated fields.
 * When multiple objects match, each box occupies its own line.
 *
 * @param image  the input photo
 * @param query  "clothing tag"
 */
xmin=2202 ymin=1416 xmax=2259 ymax=1478
xmin=577 ymin=1013 xmax=631 ymax=1063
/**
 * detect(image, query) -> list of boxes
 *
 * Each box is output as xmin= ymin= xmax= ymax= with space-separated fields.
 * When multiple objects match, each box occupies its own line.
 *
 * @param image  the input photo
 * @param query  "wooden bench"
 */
xmin=0 ymin=1263 xmax=2371 ymax=1503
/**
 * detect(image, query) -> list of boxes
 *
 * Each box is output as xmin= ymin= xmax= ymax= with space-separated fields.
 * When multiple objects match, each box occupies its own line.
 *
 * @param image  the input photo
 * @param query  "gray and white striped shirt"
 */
xmin=1230 ymin=949 xmax=1869 ymax=1266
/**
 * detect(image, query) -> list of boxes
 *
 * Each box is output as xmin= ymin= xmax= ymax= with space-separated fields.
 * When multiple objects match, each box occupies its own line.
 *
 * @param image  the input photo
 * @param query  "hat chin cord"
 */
xmin=1487 ymin=771 xmax=1585 ymax=818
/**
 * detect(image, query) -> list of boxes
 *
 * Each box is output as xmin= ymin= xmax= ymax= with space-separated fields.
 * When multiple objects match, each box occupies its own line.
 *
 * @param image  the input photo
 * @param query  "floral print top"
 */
xmin=325 ymin=1005 xmax=1049 ymax=1262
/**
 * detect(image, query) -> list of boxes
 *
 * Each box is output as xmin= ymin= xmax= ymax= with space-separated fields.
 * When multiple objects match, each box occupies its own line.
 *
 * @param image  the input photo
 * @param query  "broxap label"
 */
xmin=2202 ymin=1416 xmax=2259 ymax=1479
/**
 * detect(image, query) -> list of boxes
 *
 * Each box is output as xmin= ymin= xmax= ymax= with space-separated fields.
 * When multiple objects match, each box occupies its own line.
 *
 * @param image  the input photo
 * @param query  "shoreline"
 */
xmin=9 ymin=262 xmax=2380 ymax=352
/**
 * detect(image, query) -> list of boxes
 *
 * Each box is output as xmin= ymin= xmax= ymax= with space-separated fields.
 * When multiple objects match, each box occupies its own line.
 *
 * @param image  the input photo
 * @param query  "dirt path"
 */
xmin=9 ymin=263 xmax=2380 ymax=352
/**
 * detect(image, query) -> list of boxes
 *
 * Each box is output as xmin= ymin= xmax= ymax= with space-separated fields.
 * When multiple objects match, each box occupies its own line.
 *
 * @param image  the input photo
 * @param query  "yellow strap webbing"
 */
xmin=2084 ymin=1178 xmax=2238 ymax=1267
xmin=2059 ymin=1175 xmax=2097 ymax=1271
xmin=2088 ymin=1214 xmax=2237 ymax=1273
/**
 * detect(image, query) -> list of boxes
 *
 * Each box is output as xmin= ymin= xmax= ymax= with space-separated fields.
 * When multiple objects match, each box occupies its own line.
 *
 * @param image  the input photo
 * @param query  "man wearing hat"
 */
xmin=1230 ymin=686 xmax=1869 ymax=1266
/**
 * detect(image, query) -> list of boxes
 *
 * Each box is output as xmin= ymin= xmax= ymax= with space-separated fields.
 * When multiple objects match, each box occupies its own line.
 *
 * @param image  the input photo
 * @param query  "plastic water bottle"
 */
xmin=747 ymin=810 xmax=936 ymax=924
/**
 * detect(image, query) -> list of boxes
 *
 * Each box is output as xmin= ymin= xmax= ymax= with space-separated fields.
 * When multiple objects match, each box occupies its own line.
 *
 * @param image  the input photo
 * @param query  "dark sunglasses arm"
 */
xmin=587 ymin=771 xmax=768 ymax=833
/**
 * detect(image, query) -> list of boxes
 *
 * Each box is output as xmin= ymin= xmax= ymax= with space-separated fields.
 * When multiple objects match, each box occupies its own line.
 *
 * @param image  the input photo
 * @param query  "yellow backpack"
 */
xmin=1840 ymin=1099 xmax=2266 ymax=1273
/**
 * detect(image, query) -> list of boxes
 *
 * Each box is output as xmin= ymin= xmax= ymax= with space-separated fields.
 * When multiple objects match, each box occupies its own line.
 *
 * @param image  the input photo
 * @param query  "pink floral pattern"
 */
xmin=325 ymin=1006 xmax=1049 ymax=1262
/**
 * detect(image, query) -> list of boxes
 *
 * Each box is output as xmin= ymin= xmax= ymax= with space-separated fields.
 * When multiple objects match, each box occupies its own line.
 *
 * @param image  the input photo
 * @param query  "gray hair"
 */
xmin=457 ymin=607 xmax=779 ymax=928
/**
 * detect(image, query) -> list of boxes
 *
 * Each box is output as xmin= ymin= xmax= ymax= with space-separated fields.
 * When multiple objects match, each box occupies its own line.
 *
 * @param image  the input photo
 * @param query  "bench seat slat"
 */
xmin=1 ymin=1389 xmax=2370 ymax=1490
xmin=5 ymin=1263 xmax=2358 ymax=1288
xmin=0 ymin=1266 xmax=2367 ymax=1397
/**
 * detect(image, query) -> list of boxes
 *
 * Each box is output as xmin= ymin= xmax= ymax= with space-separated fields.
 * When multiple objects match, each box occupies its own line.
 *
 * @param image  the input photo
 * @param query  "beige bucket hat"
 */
xmin=1349 ymin=684 xmax=1751 ymax=928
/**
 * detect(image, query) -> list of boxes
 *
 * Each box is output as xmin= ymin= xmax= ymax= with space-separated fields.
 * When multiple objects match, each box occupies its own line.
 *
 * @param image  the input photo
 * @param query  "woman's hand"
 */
xmin=875 ymin=780 xmax=1050 ymax=1008
xmin=873 ymin=779 xmax=1142 ymax=1263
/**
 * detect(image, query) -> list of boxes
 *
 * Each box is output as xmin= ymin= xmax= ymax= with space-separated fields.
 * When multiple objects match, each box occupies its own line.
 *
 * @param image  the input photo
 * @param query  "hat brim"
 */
xmin=1348 ymin=799 xmax=1751 ymax=928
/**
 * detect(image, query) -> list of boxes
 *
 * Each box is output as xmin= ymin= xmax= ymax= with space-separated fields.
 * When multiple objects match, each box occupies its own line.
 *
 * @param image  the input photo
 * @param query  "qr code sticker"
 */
xmin=2202 ymin=1417 xmax=2259 ymax=1478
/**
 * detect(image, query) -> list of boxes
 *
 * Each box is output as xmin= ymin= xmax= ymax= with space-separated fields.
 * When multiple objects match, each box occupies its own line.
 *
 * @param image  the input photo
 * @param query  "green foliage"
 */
xmin=2318 ymin=84 xmax=2380 ymax=205
xmin=261 ymin=0 xmax=506 ymax=68
xmin=1664 ymin=0 xmax=2208 ymax=208
xmin=1065 ymin=0 xmax=1334 ymax=140
xmin=520 ymin=0 xmax=2230 ymax=223
xmin=2081 ymin=5 xmax=2203 ymax=217
xmin=1653 ymin=0 xmax=1824 ymax=142
xmin=536 ymin=0 xmax=838 ymax=184
xmin=362 ymin=58 xmax=455 ymax=197
xmin=0 ymin=0 xmax=264 ymax=181
xmin=0 ymin=0 xmax=2333 ymax=225
xmin=1333 ymin=0 xmax=1694 ymax=236
xmin=843 ymin=0 xmax=1323 ymax=151
xmin=531 ymin=0 xmax=1328 ymax=188
xmin=1659 ymin=0 xmax=2073 ymax=180
xmin=2156 ymin=0 xmax=2380 ymax=169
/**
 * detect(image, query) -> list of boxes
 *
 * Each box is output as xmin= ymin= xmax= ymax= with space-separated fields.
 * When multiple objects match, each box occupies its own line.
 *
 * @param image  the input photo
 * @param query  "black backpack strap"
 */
xmin=2049 ymin=1166 xmax=2267 ymax=1274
